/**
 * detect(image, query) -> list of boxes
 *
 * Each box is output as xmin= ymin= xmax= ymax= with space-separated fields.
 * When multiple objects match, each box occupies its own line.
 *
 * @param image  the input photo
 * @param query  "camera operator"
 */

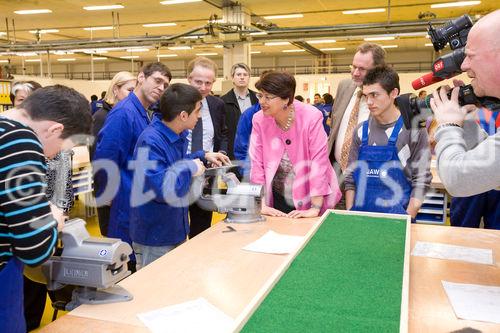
xmin=430 ymin=9 xmax=500 ymax=197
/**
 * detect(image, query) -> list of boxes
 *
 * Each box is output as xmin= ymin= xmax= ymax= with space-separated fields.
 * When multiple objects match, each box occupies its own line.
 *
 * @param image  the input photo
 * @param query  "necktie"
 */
xmin=192 ymin=117 xmax=203 ymax=152
xmin=339 ymin=90 xmax=363 ymax=171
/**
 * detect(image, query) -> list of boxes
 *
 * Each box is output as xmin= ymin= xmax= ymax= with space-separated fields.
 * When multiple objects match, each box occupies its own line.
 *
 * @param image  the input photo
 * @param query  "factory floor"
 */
xmin=33 ymin=195 xmax=226 ymax=332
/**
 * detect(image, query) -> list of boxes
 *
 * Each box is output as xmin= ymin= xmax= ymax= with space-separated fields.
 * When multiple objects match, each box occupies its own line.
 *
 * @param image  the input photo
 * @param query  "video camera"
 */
xmin=397 ymin=15 xmax=500 ymax=129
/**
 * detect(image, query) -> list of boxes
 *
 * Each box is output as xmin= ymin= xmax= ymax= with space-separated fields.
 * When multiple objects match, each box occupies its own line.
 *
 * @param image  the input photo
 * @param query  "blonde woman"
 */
xmin=92 ymin=71 xmax=136 ymax=236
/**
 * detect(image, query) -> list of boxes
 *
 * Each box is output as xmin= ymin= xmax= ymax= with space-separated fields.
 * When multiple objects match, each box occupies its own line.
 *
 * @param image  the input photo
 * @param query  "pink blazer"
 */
xmin=249 ymin=100 xmax=342 ymax=213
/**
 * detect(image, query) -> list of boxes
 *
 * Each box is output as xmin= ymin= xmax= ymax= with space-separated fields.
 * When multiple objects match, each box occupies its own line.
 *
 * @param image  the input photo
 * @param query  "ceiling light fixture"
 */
xmin=83 ymin=26 xmax=114 ymax=31
xmin=143 ymin=22 xmax=177 ymax=27
xmin=213 ymin=45 xmax=223 ymax=48
xmin=14 ymin=9 xmax=52 ymax=15
xmin=25 ymin=59 xmax=42 ymax=62
xmin=264 ymin=42 xmax=290 ymax=46
xmin=381 ymin=45 xmax=398 ymax=48
xmin=160 ymin=0 xmax=202 ymax=4
xmin=249 ymin=31 xmax=267 ymax=36
xmin=320 ymin=47 xmax=346 ymax=51
xmin=168 ymin=46 xmax=192 ymax=50
xmin=0 ymin=60 xmax=9 ymax=63
xmin=364 ymin=36 xmax=395 ymax=41
xmin=263 ymin=14 xmax=303 ymax=20
xmin=342 ymin=8 xmax=385 ymax=15
xmin=282 ymin=49 xmax=306 ymax=53
xmin=307 ymin=39 xmax=336 ymax=44
xmin=93 ymin=57 xmax=108 ymax=60
xmin=0 ymin=32 xmax=6 ymax=36
xmin=120 ymin=55 xmax=140 ymax=59
xmin=157 ymin=54 xmax=178 ymax=58
xmin=181 ymin=36 xmax=200 ymax=39
xmin=431 ymin=1 xmax=481 ymax=8
xmin=57 ymin=58 xmax=76 ymax=62
xmin=126 ymin=48 xmax=150 ymax=52
xmin=250 ymin=51 xmax=261 ymax=54
xmin=195 ymin=52 xmax=218 ymax=56
xmin=16 ymin=52 xmax=39 ymax=56
xmin=29 ymin=29 xmax=59 ymax=34
xmin=425 ymin=43 xmax=434 ymax=47
xmin=83 ymin=5 xmax=124 ymax=11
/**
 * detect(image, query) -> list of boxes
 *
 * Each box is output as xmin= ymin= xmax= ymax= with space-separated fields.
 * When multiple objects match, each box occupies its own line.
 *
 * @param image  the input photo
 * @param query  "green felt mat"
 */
xmin=241 ymin=212 xmax=407 ymax=332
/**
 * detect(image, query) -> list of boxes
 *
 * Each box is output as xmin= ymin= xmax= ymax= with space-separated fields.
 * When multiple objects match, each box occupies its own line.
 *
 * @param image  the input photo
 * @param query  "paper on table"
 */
xmin=412 ymin=241 xmax=494 ymax=265
xmin=242 ymin=230 xmax=304 ymax=255
xmin=442 ymin=281 xmax=500 ymax=324
xmin=137 ymin=297 xmax=234 ymax=333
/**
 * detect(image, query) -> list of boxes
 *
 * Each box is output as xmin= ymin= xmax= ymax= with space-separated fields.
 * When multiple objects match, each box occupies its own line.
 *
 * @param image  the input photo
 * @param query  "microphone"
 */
xmin=411 ymin=72 xmax=445 ymax=90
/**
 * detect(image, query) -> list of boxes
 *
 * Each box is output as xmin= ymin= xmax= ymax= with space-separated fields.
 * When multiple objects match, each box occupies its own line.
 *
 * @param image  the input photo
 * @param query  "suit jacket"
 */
xmin=249 ymin=100 xmax=342 ymax=213
xmin=221 ymin=89 xmax=258 ymax=159
xmin=327 ymin=78 xmax=357 ymax=163
xmin=206 ymin=94 xmax=229 ymax=153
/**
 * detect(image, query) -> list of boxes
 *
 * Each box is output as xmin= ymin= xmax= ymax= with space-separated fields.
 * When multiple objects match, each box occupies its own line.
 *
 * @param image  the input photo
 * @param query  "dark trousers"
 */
xmin=450 ymin=190 xmax=500 ymax=229
xmin=97 ymin=205 xmax=111 ymax=237
xmin=24 ymin=276 xmax=47 ymax=331
xmin=188 ymin=202 xmax=213 ymax=239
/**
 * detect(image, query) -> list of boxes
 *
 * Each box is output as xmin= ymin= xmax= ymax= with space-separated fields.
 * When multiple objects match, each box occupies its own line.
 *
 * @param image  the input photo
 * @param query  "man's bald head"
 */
xmin=470 ymin=10 xmax=500 ymax=50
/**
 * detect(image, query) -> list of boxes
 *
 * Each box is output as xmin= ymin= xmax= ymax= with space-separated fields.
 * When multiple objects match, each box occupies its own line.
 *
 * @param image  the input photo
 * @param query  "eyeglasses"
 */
xmin=149 ymin=75 xmax=169 ymax=89
xmin=256 ymin=93 xmax=279 ymax=102
xmin=349 ymin=64 xmax=369 ymax=73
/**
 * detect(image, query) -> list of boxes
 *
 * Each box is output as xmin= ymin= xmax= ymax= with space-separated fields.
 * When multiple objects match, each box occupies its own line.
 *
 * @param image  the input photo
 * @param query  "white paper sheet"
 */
xmin=242 ymin=230 xmax=304 ymax=255
xmin=412 ymin=241 xmax=494 ymax=265
xmin=137 ymin=298 xmax=234 ymax=333
xmin=442 ymin=281 xmax=500 ymax=324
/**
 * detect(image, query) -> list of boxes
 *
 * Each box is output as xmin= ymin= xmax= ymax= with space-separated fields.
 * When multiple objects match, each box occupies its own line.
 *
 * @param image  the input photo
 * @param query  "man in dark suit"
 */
xmin=187 ymin=57 xmax=228 ymax=238
xmin=327 ymin=43 xmax=386 ymax=173
xmin=221 ymin=63 xmax=258 ymax=160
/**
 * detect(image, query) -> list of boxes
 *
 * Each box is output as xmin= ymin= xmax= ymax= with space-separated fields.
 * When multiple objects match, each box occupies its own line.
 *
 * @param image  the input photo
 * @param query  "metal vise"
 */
xmin=196 ymin=166 xmax=265 ymax=223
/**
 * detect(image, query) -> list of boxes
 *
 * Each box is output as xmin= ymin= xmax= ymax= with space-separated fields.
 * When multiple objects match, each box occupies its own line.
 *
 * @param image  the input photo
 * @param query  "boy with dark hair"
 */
xmin=344 ymin=66 xmax=431 ymax=218
xmin=129 ymin=83 xmax=230 ymax=269
xmin=0 ymin=85 xmax=91 ymax=333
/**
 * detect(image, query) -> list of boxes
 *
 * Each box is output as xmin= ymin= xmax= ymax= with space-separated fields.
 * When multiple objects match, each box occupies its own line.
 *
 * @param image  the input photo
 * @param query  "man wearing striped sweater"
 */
xmin=0 ymin=85 xmax=92 ymax=333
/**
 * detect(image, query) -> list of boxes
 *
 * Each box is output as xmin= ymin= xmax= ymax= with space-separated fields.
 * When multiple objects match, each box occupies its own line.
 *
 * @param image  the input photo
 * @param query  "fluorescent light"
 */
xmin=160 ymin=0 xmax=202 ymax=4
xmin=264 ymin=41 xmax=290 ymax=46
xmin=195 ymin=52 xmax=218 ymax=56
xmin=342 ymin=8 xmax=385 ymax=15
xmin=16 ymin=52 xmax=39 ymax=56
xmin=425 ymin=43 xmax=434 ymax=47
xmin=57 ymin=58 xmax=76 ymax=62
xmin=126 ymin=48 xmax=150 ymax=52
xmin=157 ymin=54 xmax=178 ymax=58
xmin=0 ymin=60 xmax=9 ymax=63
xmin=307 ymin=39 xmax=336 ymax=44
xmin=168 ymin=46 xmax=192 ymax=50
xmin=14 ymin=9 xmax=52 ymax=15
xmin=263 ymin=14 xmax=303 ymax=20
xmin=93 ymin=57 xmax=108 ymax=60
xmin=181 ymin=36 xmax=200 ymax=39
xmin=120 ymin=55 xmax=139 ymax=59
xmin=250 ymin=51 xmax=261 ymax=54
xmin=381 ymin=45 xmax=398 ymax=49
xmin=83 ymin=26 xmax=114 ymax=31
xmin=25 ymin=59 xmax=42 ymax=62
xmin=83 ymin=50 xmax=108 ymax=54
xmin=0 ymin=32 xmax=6 ymax=36
xmin=50 ymin=50 xmax=74 ymax=55
xmin=213 ymin=45 xmax=223 ymax=48
xmin=431 ymin=1 xmax=481 ymax=8
xmin=29 ymin=29 xmax=59 ymax=34
xmin=249 ymin=31 xmax=267 ymax=36
xmin=282 ymin=49 xmax=305 ymax=53
xmin=320 ymin=47 xmax=346 ymax=51
xmin=364 ymin=36 xmax=395 ymax=41
xmin=143 ymin=22 xmax=177 ymax=27
xmin=83 ymin=5 xmax=124 ymax=11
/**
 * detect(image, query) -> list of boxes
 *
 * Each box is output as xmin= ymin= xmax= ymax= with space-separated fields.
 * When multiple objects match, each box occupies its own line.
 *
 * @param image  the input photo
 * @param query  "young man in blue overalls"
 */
xmin=344 ymin=66 xmax=432 ymax=219
xmin=450 ymin=108 xmax=500 ymax=229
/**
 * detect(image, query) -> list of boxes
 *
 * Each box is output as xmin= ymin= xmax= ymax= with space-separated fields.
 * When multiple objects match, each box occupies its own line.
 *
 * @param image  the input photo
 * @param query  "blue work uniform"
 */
xmin=450 ymin=108 xmax=500 ymax=229
xmin=130 ymin=118 xmax=205 ymax=246
xmin=234 ymin=103 xmax=261 ymax=178
xmin=93 ymin=92 xmax=151 ymax=246
xmin=0 ymin=258 xmax=25 ymax=333
xmin=351 ymin=116 xmax=412 ymax=215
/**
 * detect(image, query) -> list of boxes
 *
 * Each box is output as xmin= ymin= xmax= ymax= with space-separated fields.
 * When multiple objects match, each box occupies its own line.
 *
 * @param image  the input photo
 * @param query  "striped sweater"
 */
xmin=0 ymin=117 xmax=57 ymax=272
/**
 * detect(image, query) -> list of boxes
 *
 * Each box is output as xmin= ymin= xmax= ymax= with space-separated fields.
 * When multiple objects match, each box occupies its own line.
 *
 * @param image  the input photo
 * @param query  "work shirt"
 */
xmin=186 ymin=98 xmax=215 ymax=154
xmin=130 ymin=117 xmax=205 ymax=246
xmin=93 ymin=92 xmax=150 ymax=245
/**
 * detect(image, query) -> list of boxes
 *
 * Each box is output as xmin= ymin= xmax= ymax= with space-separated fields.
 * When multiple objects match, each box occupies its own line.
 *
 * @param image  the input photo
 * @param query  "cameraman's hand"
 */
xmin=205 ymin=152 xmax=231 ymax=167
xmin=192 ymin=158 xmax=206 ymax=177
xmin=430 ymin=86 xmax=469 ymax=127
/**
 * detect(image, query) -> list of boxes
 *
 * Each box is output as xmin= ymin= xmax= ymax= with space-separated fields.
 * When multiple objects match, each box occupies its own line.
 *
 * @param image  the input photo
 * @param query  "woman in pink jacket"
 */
xmin=249 ymin=71 xmax=341 ymax=218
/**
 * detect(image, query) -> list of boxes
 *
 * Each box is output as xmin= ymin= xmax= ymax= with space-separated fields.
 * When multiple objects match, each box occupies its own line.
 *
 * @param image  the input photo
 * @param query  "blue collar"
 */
xmin=128 ymin=92 xmax=149 ymax=121
xmin=151 ymin=117 xmax=186 ymax=143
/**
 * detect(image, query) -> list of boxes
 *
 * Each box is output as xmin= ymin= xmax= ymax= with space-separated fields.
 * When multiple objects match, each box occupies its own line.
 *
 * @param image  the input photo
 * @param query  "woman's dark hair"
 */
xmin=255 ymin=71 xmax=296 ymax=105
xmin=160 ymin=83 xmax=202 ymax=122
xmin=323 ymin=93 xmax=333 ymax=104
xmin=21 ymin=85 xmax=92 ymax=138
xmin=295 ymin=95 xmax=304 ymax=102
